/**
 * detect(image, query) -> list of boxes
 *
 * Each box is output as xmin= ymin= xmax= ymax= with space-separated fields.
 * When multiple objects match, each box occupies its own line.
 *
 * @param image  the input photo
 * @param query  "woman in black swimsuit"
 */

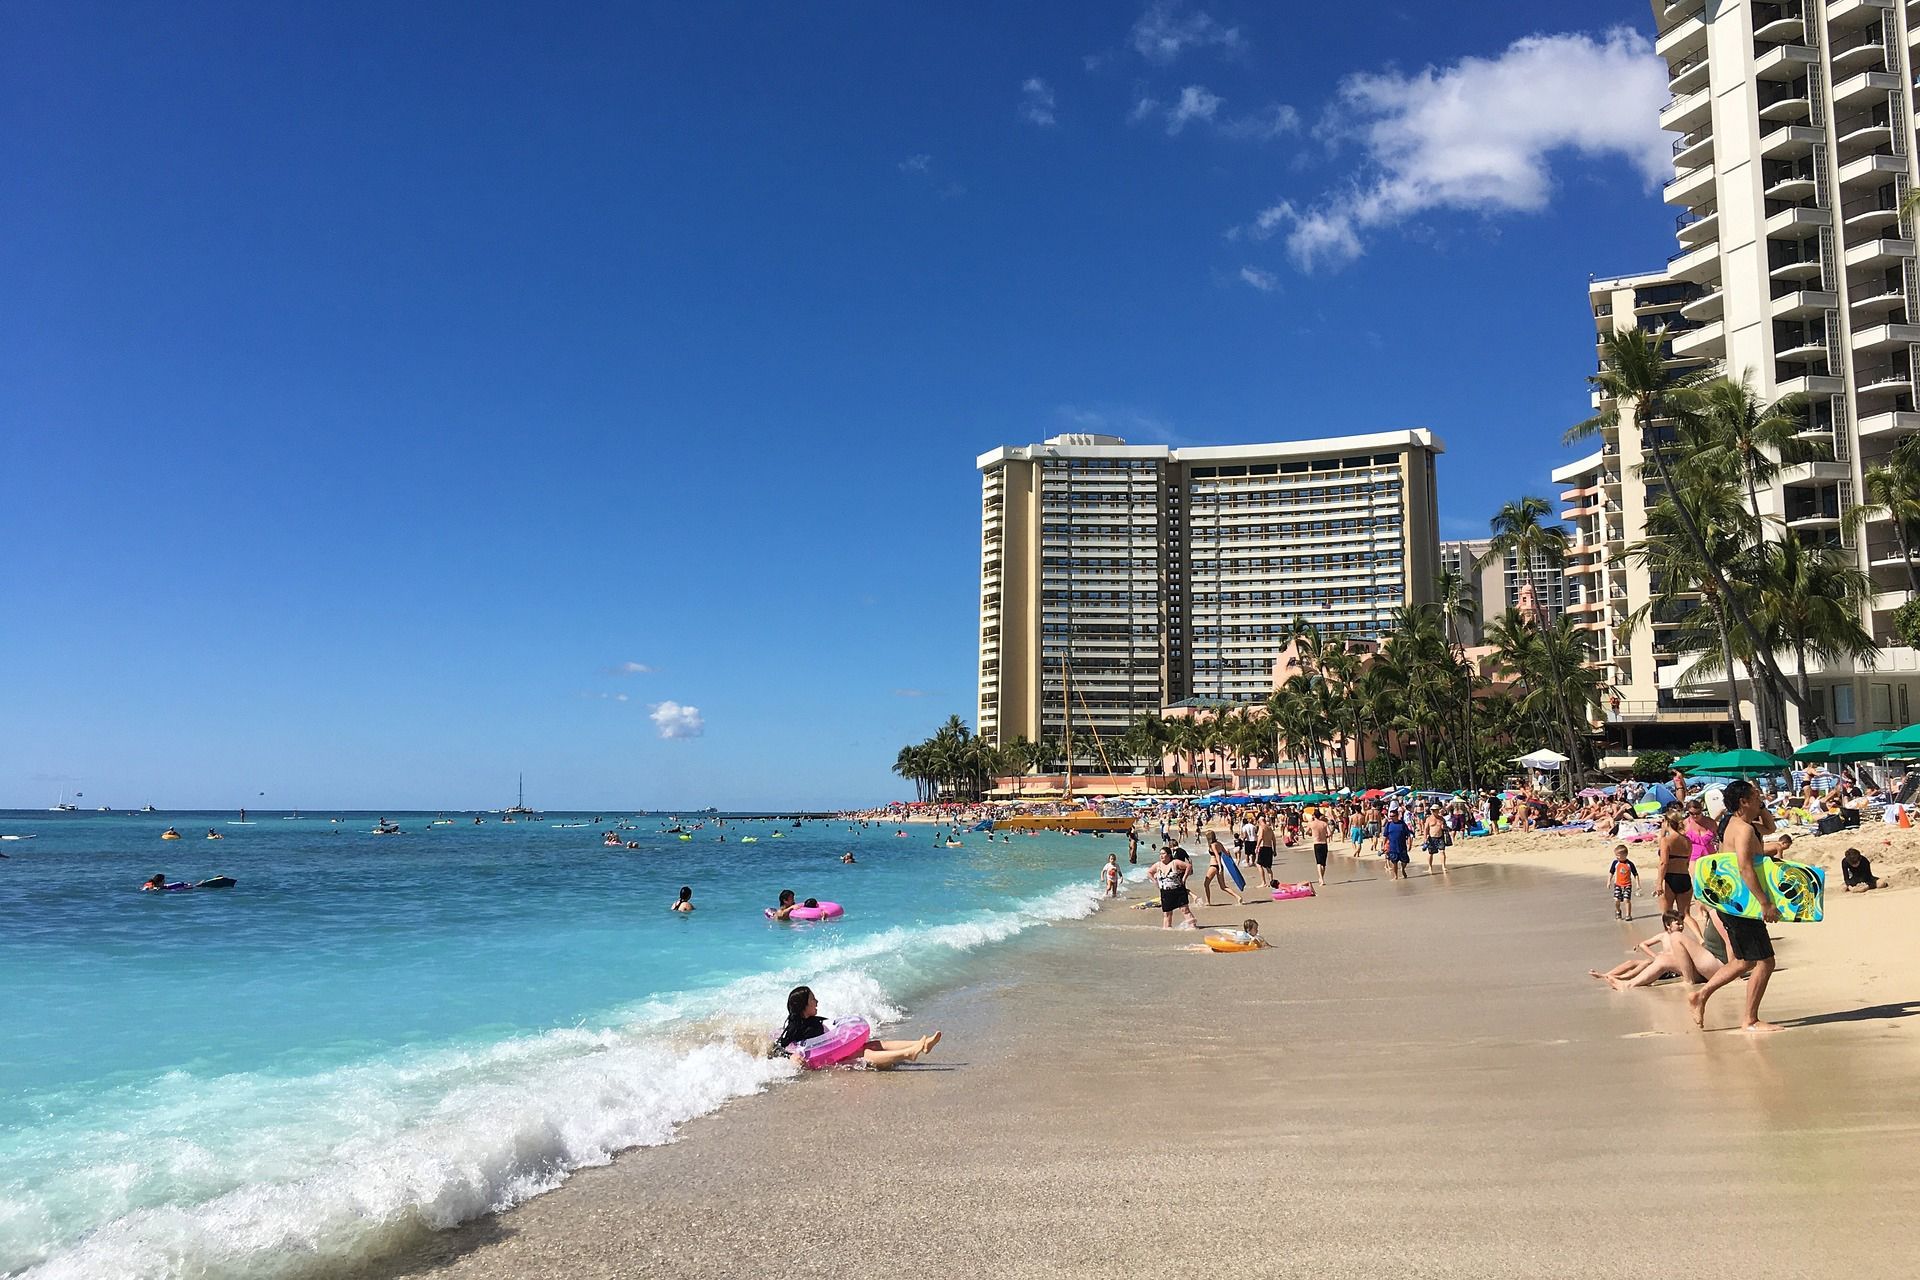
xmin=1153 ymin=846 xmax=1199 ymax=929
xmin=1655 ymin=808 xmax=1693 ymax=918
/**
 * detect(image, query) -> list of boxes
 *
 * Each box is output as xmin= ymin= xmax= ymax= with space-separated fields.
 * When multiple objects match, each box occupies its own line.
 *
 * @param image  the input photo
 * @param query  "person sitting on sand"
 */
xmin=1587 ymin=911 xmax=1723 ymax=990
xmin=671 ymin=886 xmax=695 ymax=913
xmin=1840 ymin=847 xmax=1887 ymax=892
xmin=774 ymin=985 xmax=940 ymax=1070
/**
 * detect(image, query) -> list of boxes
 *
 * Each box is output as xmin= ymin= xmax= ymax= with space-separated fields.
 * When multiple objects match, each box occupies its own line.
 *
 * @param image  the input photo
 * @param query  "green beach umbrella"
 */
xmin=1825 ymin=731 xmax=1897 ymax=762
xmin=1880 ymin=723 xmax=1920 ymax=752
xmin=1670 ymin=750 xmax=1717 ymax=769
xmin=1683 ymin=749 xmax=1790 ymax=777
xmin=1791 ymin=737 xmax=1841 ymax=761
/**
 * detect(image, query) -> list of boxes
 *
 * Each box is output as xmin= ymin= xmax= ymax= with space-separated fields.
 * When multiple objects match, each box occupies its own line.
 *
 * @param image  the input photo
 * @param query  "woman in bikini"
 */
xmin=1201 ymin=833 xmax=1243 ymax=907
xmin=1655 ymin=808 xmax=1693 ymax=918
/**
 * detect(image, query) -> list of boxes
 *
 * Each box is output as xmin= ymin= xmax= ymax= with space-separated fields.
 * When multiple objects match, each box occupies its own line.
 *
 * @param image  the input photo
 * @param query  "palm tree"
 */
xmin=1751 ymin=536 xmax=1878 ymax=737
xmin=1570 ymin=326 xmax=1817 ymax=731
xmin=1480 ymin=497 xmax=1583 ymax=772
xmin=1434 ymin=566 xmax=1478 ymax=648
xmin=1844 ymin=436 xmax=1920 ymax=595
xmin=1686 ymin=374 xmax=1814 ymax=527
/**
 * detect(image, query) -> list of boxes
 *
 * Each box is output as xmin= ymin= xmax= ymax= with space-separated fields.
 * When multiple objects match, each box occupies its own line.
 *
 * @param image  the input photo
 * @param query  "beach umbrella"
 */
xmin=1790 ymin=737 xmax=1843 ymax=761
xmin=1879 ymin=723 xmax=1920 ymax=751
xmin=1670 ymin=750 xmax=1717 ymax=769
xmin=1825 ymin=731 xmax=1897 ymax=762
xmin=1683 ymin=749 xmax=1790 ymax=776
xmin=1513 ymin=748 xmax=1569 ymax=769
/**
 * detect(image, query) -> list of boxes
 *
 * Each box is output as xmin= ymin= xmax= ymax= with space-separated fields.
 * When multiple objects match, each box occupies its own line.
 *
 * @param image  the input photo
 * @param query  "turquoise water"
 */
xmin=0 ymin=811 xmax=1130 ymax=1279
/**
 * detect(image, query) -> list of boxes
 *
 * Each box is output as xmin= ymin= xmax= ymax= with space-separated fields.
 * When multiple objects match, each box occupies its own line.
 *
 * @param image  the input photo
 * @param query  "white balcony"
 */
xmin=1833 ymin=33 xmax=1892 ymax=72
xmin=1669 ymin=239 xmax=1720 ymax=282
xmin=1755 ymin=43 xmax=1818 ymax=80
xmin=1677 ymin=206 xmax=1720 ymax=245
xmin=1832 ymin=69 xmax=1900 ymax=106
xmin=1844 ymin=236 xmax=1916 ymax=268
xmin=1856 ymin=367 xmax=1916 ymax=398
xmin=1656 ymin=12 xmax=1708 ymax=59
xmin=1765 ymin=204 xmax=1828 ymax=237
xmin=1775 ymin=373 xmax=1847 ymax=396
xmin=1785 ymin=510 xmax=1844 ymax=531
xmin=1828 ymin=0 xmax=1893 ymax=29
xmin=1660 ymin=87 xmax=1712 ymax=132
xmin=1834 ymin=122 xmax=1894 ymax=155
xmin=1768 ymin=253 xmax=1824 ymax=283
xmin=1668 ymin=49 xmax=1710 ymax=96
xmin=1766 ymin=172 xmax=1817 ymax=201
xmin=1774 ymin=333 xmax=1829 ymax=362
xmin=1852 ymin=320 xmax=1920 ymax=350
xmin=1664 ymin=161 xmax=1716 ymax=207
xmin=1837 ymin=151 xmax=1905 ymax=192
xmin=1770 ymin=287 xmax=1836 ymax=317
xmin=1858 ymin=408 xmax=1920 ymax=438
xmin=1672 ymin=129 xmax=1715 ymax=169
xmin=1849 ymin=279 xmax=1909 ymax=312
xmin=1682 ymin=285 xmax=1725 ymax=320
xmin=1673 ymin=319 xmax=1726 ymax=358
xmin=1777 ymin=460 xmax=1852 ymax=485
xmin=1843 ymin=201 xmax=1905 ymax=234
xmin=1760 ymin=123 xmax=1823 ymax=158
xmin=1754 ymin=9 xmax=1809 ymax=42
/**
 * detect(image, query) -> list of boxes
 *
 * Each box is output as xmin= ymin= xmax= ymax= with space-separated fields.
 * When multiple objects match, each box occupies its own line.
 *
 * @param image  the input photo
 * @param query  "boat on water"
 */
xmin=141 ymin=804 xmax=157 ymax=813
xmin=992 ymin=811 xmax=1134 ymax=832
xmin=503 ymin=773 xmax=536 ymax=817
xmin=51 ymin=792 xmax=78 ymax=812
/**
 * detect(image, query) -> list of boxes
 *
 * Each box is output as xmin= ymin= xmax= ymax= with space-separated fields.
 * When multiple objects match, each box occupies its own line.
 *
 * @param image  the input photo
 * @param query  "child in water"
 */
xmin=1226 ymin=918 xmax=1268 ymax=948
xmin=1100 ymin=853 xmax=1121 ymax=898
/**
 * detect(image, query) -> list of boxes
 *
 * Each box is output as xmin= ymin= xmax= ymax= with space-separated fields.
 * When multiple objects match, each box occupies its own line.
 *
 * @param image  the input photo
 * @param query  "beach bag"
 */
xmin=1815 ymin=814 xmax=1844 ymax=836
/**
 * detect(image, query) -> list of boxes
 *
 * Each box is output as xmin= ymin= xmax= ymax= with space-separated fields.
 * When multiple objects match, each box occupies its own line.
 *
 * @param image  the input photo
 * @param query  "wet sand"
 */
xmin=370 ymin=844 xmax=1919 ymax=1280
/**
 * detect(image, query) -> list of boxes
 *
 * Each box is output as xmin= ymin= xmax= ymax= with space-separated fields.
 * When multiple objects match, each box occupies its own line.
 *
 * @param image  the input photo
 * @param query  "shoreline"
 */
xmin=361 ymin=832 xmax=1919 ymax=1280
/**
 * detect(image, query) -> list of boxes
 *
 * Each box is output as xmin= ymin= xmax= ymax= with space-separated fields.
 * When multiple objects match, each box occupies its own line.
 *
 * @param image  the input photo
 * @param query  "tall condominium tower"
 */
xmin=976 ymin=430 xmax=1442 ymax=750
xmin=1646 ymin=0 xmax=1920 ymax=737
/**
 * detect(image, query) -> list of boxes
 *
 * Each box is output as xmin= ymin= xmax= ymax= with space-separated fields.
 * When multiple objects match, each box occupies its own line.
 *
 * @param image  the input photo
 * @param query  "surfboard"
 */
xmin=1691 ymin=852 xmax=1824 ymax=923
xmin=1221 ymin=854 xmax=1246 ymax=891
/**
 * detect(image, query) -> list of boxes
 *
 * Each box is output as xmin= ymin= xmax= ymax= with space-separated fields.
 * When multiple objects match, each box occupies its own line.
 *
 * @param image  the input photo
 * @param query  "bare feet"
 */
xmin=921 ymin=1030 xmax=943 ymax=1055
xmin=1603 ymin=976 xmax=1625 ymax=991
xmin=1741 ymin=1021 xmax=1783 ymax=1034
xmin=1588 ymin=969 xmax=1608 ymax=981
xmin=1687 ymin=990 xmax=1708 ymax=1030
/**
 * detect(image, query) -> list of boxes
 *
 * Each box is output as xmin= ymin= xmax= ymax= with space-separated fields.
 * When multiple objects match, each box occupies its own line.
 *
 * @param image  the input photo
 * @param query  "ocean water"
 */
xmin=0 ymin=811 xmax=1134 ymax=1279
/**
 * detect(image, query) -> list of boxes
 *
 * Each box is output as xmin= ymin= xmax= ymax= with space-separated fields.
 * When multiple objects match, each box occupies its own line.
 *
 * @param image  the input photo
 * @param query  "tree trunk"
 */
xmin=1709 ymin=597 xmax=1749 ymax=750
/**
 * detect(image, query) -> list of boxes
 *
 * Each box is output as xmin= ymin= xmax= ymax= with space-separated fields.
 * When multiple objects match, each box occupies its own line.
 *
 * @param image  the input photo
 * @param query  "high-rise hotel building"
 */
xmin=1592 ymin=0 xmax=1920 ymax=739
xmin=976 ymin=431 xmax=1442 ymax=749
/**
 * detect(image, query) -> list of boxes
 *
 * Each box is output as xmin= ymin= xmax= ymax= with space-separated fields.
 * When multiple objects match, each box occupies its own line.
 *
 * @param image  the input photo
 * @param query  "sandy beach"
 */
xmin=367 ymin=829 xmax=1919 ymax=1280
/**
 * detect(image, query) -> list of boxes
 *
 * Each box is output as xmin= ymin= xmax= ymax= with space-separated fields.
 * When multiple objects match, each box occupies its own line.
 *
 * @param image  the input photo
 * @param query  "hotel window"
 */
xmin=1834 ymin=685 xmax=1856 ymax=725
xmin=1870 ymin=683 xmax=1892 ymax=724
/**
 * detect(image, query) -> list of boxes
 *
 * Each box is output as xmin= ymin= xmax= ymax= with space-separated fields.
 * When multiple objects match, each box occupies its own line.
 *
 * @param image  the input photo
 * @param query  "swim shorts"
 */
xmin=1718 ymin=910 xmax=1773 ymax=962
xmin=1313 ymin=843 xmax=1329 ymax=866
xmin=1386 ymin=849 xmax=1409 ymax=864
xmin=1613 ymin=885 xmax=1632 ymax=902
xmin=1256 ymin=848 xmax=1275 ymax=868
xmin=1663 ymin=872 xmax=1691 ymax=896
xmin=1160 ymin=886 xmax=1189 ymax=913
xmin=1425 ymin=838 xmax=1443 ymax=854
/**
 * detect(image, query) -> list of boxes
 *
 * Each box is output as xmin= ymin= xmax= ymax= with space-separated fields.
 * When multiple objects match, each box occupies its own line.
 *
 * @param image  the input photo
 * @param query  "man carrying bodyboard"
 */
xmin=1688 ymin=781 xmax=1781 ymax=1034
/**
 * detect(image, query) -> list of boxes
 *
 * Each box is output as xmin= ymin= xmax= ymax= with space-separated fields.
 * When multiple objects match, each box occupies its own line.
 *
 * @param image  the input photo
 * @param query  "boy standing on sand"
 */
xmin=1689 ymin=781 xmax=1782 ymax=1033
xmin=1607 ymin=845 xmax=1639 ymax=920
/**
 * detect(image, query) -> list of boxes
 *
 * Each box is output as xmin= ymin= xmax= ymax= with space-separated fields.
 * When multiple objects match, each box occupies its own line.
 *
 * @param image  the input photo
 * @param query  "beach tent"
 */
xmin=1513 ymin=749 xmax=1569 ymax=770
xmin=1683 ymin=749 xmax=1789 ymax=776
xmin=1645 ymin=783 xmax=1677 ymax=806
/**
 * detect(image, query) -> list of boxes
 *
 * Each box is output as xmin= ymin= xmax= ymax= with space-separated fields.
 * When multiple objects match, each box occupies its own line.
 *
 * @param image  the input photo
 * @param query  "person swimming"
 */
xmin=770 ymin=889 xmax=798 ymax=920
xmin=671 ymin=885 xmax=695 ymax=912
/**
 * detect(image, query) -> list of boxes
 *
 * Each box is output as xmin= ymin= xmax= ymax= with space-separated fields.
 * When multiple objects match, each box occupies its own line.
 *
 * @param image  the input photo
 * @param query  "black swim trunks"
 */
xmin=1663 ymin=871 xmax=1691 ymax=896
xmin=1313 ymin=843 xmax=1329 ymax=866
xmin=1159 ymin=885 xmax=1189 ymax=912
xmin=1256 ymin=847 xmax=1275 ymax=869
xmin=1718 ymin=910 xmax=1774 ymax=962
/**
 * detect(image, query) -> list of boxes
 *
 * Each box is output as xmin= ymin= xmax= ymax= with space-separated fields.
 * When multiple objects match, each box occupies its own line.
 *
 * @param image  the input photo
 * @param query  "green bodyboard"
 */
xmin=1691 ymin=852 xmax=1825 ymax=923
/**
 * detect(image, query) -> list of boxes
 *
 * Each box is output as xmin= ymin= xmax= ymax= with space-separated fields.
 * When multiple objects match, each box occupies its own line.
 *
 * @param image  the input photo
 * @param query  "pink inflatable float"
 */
xmin=1271 ymin=883 xmax=1316 ymax=901
xmin=765 ymin=900 xmax=844 ymax=922
xmin=792 ymin=1018 xmax=871 ymax=1069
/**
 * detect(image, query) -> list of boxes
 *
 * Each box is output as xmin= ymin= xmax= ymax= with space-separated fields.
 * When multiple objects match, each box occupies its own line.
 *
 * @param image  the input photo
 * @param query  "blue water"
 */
xmin=0 ymin=811 xmax=1130 ymax=1279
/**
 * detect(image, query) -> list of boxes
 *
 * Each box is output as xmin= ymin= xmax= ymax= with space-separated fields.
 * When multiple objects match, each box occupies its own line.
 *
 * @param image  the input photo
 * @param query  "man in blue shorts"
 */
xmin=1382 ymin=809 xmax=1413 ymax=881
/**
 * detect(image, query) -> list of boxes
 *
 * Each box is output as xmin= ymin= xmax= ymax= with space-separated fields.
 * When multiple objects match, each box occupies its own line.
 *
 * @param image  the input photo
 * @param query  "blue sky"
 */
xmin=3 ymin=2 xmax=1679 ymax=810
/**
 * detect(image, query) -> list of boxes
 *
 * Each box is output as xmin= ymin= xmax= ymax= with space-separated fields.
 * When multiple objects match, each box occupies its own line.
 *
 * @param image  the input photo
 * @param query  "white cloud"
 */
xmin=1164 ymin=84 xmax=1222 ymax=134
xmin=1131 ymin=3 xmax=1244 ymax=63
xmin=892 ymin=688 xmax=931 ymax=698
xmin=1249 ymin=28 xmax=1669 ymax=270
xmin=1020 ymin=77 xmax=1057 ymax=127
xmin=650 ymin=700 xmax=705 ymax=739
xmin=611 ymin=661 xmax=654 ymax=675
xmin=1218 ymin=103 xmax=1300 ymax=141
xmin=1237 ymin=265 xmax=1278 ymax=292
xmin=897 ymin=153 xmax=932 ymax=175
